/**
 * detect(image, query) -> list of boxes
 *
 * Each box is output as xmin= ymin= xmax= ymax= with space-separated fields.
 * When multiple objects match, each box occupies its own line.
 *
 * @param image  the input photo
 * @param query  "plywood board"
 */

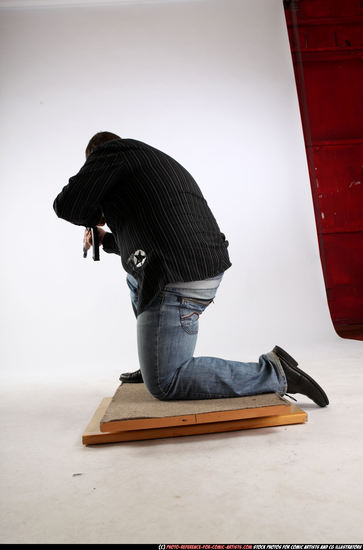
xmin=83 ymin=398 xmax=307 ymax=445
xmin=100 ymin=384 xmax=292 ymax=433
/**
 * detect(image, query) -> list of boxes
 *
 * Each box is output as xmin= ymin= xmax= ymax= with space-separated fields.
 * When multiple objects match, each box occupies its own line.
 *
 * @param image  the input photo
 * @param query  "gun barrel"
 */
xmin=91 ymin=227 xmax=100 ymax=261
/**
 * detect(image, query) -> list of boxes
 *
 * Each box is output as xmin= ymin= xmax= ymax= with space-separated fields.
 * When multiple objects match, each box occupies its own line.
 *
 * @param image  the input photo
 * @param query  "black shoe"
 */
xmin=273 ymin=345 xmax=329 ymax=407
xmin=119 ymin=369 xmax=143 ymax=383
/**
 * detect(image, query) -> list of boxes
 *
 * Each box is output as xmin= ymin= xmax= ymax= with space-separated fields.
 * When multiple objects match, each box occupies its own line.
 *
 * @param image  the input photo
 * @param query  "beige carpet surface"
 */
xmin=101 ymin=383 xmax=289 ymax=423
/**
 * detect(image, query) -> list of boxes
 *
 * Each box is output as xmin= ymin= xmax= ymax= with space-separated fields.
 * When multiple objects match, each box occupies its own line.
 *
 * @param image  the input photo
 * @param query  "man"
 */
xmin=53 ymin=131 xmax=329 ymax=406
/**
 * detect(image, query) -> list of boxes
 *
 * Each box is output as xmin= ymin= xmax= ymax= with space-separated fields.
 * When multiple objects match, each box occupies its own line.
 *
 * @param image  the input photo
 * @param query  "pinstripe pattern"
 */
xmin=53 ymin=138 xmax=232 ymax=315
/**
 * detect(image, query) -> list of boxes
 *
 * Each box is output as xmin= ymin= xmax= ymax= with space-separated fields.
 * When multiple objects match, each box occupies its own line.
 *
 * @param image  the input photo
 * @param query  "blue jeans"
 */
xmin=126 ymin=272 xmax=287 ymax=401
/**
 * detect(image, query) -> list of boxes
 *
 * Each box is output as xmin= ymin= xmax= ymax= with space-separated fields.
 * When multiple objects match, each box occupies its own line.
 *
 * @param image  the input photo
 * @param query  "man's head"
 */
xmin=85 ymin=131 xmax=121 ymax=159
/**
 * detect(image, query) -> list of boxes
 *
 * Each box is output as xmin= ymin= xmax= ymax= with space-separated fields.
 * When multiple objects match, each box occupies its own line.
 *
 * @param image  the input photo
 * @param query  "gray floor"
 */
xmin=1 ymin=339 xmax=362 ymax=544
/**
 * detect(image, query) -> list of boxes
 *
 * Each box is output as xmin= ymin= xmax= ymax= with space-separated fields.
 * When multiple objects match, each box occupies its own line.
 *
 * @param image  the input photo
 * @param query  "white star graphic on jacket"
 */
xmin=133 ymin=250 xmax=147 ymax=268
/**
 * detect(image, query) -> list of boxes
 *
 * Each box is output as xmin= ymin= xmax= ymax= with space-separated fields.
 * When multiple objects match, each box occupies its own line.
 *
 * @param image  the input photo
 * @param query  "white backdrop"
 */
xmin=0 ymin=0 xmax=361 ymax=388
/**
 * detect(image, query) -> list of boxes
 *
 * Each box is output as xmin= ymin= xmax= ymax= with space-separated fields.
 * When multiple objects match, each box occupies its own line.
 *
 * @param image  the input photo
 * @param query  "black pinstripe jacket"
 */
xmin=53 ymin=138 xmax=232 ymax=315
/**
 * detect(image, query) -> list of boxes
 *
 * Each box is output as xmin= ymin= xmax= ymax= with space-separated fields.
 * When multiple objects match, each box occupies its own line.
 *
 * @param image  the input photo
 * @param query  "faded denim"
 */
xmin=126 ymin=272 xmax=287 ymax=401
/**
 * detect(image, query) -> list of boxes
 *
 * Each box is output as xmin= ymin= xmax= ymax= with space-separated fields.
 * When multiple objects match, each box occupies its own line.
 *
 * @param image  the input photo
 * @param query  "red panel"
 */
xmin=322 ymin=232 xmax=363 ymax=323
xmin=289 ymin=22 xmax=363 ymax=50
xmin=298 ymin=56 xmax=363 ymax=141
xmin=284 ymin=0 xmax=363 ymax=326
xmin=285 ymin=0 xmax=363 ymax=21
xmin=311 ymin=143 xmax=363 ymax=233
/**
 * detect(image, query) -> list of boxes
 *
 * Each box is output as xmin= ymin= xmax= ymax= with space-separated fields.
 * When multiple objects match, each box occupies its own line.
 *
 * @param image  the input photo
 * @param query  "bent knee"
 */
xmin=142 ymin=375 xmax=171 ymax=401
xmin=147 ymin=382 xmax=183 ymax=401
xmin=151 ymin=390 xmax=173 ymax=401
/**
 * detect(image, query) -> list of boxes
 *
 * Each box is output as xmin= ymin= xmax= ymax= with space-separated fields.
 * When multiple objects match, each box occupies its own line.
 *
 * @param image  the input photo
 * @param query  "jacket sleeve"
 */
xmin=102 ymin=232 xmax=121 ymax=255
xmin=53 ymin=143 xmax=124 ymax=227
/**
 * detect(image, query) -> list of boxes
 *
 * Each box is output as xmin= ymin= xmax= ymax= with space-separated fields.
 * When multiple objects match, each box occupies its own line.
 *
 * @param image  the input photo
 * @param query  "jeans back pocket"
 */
xmin=179 ymin=297 xmax=214 ymax=335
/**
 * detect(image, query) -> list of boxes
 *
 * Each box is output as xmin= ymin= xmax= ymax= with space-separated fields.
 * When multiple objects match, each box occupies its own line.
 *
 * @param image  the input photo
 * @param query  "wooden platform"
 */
xmin=82 ymin=384 xmax=307 ymax=445
xmin=83 ymin=398 xmax=307 ymax=445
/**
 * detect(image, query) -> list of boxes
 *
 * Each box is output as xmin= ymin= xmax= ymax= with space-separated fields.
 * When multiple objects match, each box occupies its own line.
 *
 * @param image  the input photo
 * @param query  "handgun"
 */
xmin=83 ymin=226 xmax=100 ymax=261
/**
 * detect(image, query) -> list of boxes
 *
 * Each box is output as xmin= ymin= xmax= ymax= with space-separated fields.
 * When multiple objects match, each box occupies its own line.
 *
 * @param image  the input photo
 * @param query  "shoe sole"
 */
xmin=119 ymin=373 xmax=143 ymax=383
xmin=273 ymin=345 xmax=329 ymax=406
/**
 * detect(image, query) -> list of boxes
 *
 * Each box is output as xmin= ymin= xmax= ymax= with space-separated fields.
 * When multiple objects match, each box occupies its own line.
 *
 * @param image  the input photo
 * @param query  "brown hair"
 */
xmin=85 ymin=131 xmax=121 ymax=159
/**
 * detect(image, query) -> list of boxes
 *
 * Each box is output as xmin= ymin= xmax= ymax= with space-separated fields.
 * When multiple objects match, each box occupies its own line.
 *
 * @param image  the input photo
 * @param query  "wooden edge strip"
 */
xmin=83 ymin=399 xmax=307 ymax=445
xmin=195 ymin=403 xmax=290 ymax=424
xmin=100 ymin=403 xmax=291 ymax=433
xmin=100 ymin=413 xmax=197 ymax=433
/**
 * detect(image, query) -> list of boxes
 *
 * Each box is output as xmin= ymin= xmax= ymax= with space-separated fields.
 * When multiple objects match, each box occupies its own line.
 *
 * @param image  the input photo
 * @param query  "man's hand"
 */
xmin=83 ymin=226 xmax=106 ymax=250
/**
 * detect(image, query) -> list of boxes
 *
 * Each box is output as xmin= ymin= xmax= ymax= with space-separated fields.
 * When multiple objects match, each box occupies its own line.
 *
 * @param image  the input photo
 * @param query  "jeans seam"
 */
xmin=156 ymin=293 xmax=169 ymax=400
xmin=162 ymin=390 xmax=267 ymax=399
xmin=267 ymin=351 xmax=288 ymax=395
